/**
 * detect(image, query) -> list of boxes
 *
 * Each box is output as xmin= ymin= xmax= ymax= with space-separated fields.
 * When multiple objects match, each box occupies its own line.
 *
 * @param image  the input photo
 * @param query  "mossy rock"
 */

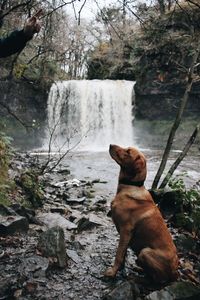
xmin=17 ymin=171 xmax=44 ymax=208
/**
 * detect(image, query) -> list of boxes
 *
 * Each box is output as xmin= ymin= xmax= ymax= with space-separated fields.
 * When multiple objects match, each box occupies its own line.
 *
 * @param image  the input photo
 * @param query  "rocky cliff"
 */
xmin=134 ymin=3 xmax=200 ymax=120
xmin=0 ymin=79 xmax=48 ymax=149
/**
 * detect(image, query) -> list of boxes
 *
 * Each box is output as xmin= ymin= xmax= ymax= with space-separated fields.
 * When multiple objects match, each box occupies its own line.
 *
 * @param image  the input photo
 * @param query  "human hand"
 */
xmin=24 ymin=9 xmax=43 ymax=39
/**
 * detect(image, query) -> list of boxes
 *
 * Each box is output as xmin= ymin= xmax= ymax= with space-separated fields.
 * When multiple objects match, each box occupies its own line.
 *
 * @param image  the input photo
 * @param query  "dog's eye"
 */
xmin=126 ymin=149 xmax=131 ymax=155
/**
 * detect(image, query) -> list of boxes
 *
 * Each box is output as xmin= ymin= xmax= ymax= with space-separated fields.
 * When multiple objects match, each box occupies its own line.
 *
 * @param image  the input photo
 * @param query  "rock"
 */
xmin=0 ymin=215 xmax=29 ymax=236
xmin=0 ymin=204 xmax=17 ymax=216
xmin=103 ymin=281 xmax=140 ymax=300
xmin=10 ymin=204 xmax=36 ymax=223
xmin=19 ymin=255 xmax=49 ymax=278
xmin=37 ymin=226 xmax=67 ymax=268
xmin=57 ymin=168 xmax=70 ymax=175
xmin=0 ymin=276 xmax=18 ymax=299
xmin=66 ymin=249 xmax=82 ymax=263
xmin=65 ymin=197 xmax=86 ymax=205
xmin=145 ymin=281 xmax=200 ymax=300
xmin=16 ymin=171 xmax=44 ymax=208
xmin=52 ymin=179 xmax=81 ymax=189
xmin=92 ymin=178 xmax=100 ymax=183
xmin=37 ymin=212 xmax=77 ymax=230
xmin=50 ymin=207 xmax=69 ymax=214
xmin=77 ymin=213 xmax=107 ymax=232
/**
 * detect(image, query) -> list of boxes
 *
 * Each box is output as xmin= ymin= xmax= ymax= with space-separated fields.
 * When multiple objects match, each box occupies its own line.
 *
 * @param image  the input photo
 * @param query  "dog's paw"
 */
xmin=104 ymin=267 xmax=117 ymax=278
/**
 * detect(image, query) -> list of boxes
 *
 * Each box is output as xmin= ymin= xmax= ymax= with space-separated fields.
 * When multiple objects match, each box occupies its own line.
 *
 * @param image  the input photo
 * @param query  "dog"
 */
xmin=105 ymin=144 xmax=179 ymax=283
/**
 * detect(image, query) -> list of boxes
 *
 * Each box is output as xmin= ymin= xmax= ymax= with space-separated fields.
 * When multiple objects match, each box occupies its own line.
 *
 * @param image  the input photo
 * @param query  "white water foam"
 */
xmin=44 ymin=80 xmax=135 ymax=151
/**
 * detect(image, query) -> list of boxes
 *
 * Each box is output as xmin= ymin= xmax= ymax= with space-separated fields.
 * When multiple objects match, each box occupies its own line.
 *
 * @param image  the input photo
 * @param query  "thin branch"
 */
xmin=40 ymin=0 xmax=77 ymax=19
xmin=0 ymin=102 xmax=32 ymax=131
xmin=185 ymin=0 xmax=200 ymax=10
xmin=78 ymin=0 xmax=87 ymax=25
xmin=159 ymin=124 xmax=200 ymax=189
xmin=152 ymin=34 xmax=200 ymax=189
xmin=94 ymin=0 xmax=123 ymax=41
xmin=0 ymin=0 xmax=32 ymax=20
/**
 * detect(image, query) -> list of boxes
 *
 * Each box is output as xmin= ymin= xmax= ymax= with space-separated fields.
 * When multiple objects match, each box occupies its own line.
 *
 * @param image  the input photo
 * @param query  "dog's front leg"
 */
xmin=104 ymin=227 xmax=132 ymax=277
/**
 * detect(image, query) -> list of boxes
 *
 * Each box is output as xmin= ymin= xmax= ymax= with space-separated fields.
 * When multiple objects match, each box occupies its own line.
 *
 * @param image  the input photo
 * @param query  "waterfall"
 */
xmin=46 ymin=80 xmax=135 ymax=151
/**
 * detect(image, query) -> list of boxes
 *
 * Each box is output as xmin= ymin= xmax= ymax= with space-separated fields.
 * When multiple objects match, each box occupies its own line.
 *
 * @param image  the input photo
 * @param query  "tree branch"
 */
xmin=0 ymin=102 xmax=32 ymax=131
xmin=159 ymin=123 xmax=200 ymax=189
xmin=0 ymin=0 xmax=32 ymax=20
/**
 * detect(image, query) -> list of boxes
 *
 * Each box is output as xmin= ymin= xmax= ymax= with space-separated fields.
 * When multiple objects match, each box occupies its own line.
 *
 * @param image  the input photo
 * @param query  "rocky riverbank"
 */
xmin=0 ymin=152 xmax=200 ymax=299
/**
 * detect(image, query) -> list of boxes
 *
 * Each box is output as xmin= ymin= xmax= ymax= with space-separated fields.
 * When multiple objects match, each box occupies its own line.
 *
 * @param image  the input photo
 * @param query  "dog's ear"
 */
xmin=134 ymin=154 xmax=146 ymax=171
xmin=122 ymin=152 xmax=146 ymax=179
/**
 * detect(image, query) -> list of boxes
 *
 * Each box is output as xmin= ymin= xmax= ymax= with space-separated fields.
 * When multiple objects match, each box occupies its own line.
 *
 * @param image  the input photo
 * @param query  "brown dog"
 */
xmin=105 ymin=144 xmax=179 ymax=283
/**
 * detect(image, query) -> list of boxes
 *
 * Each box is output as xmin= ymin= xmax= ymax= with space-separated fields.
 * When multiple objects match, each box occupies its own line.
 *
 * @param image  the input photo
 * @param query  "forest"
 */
xmin=0 ymin=0 xmax=200 ymax=299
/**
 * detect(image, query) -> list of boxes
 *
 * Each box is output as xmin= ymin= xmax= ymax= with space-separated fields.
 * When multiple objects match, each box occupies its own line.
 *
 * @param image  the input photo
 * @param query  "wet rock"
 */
xmin=52 ymin=179 xmax=81 ymax=188
xmin=65 ymin=197 xmax=86 ymax=205
xmin=0 ymin=215 xmax=29 ymax=236
xmin=0 ymin=276 xmax=18 ymax=299
xmin=37 ymin=226 xmax=67 ymax=268
xmin=103 ymin=281 xmax=140 ymax=300
xmin=50 ymin=207 xmax=69 ymax=214
xmin=0 ymin=204 xmax=17 ymax=216
xmin=145 ymin=281 xmax=200 ymax=300
xmin=67 ymin=249 xmax=82 ymax=263
xmin=37 ymin=212 xmax=77 ymax=230
xmin=19 ymin=255 xmax=49 ymax=278
xmin=77 ymin=213 xmax=106 ymax=232
xmin=92 ymin=178 xmax=101 ymax=183
xmin=82 ymin=189 xmax=95 ymax=199
xmin=10 ymin=204 xmax=36 ymax=223
xmin=44 ymin=186 xmax=56 ymax=194
xmin=16 ymin=171 xmax=44 ymax=208
xmin=57 ymin=168 xmax=70 ymax=175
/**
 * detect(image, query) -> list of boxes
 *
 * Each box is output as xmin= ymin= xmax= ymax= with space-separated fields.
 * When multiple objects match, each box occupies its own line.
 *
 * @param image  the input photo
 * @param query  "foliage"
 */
xmin=169 ymin=175 xmax=200 ymax=235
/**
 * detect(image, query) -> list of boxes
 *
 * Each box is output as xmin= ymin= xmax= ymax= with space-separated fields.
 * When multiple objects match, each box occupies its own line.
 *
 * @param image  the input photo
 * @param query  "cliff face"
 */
xmin=134 ymin=4 xmax=200 ymax=120
xmin=0 ymin=80 xmax=48 ymax=148
xmin=135 ymin=78 xmax=200 ymax=120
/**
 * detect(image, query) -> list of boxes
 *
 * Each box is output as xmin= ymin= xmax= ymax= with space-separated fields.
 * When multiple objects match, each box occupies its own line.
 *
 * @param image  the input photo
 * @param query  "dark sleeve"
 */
xmin=0 ymin=29 xmax=30 ymax=58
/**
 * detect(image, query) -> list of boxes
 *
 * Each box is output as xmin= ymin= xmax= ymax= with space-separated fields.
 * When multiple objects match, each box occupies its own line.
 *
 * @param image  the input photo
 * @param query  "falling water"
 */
xmin=46 ymin=80 xmax=135 ymax=151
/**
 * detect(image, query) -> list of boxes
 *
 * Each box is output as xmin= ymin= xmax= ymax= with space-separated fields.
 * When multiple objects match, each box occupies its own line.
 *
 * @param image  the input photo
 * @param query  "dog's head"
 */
xmin=109 ymin=144 xmax=147 ymax=182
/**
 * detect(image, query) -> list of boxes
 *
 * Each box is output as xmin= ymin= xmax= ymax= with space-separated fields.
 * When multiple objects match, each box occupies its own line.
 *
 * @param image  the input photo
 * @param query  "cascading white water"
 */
xmin=46 ymin=80 xmax=135 ymax=151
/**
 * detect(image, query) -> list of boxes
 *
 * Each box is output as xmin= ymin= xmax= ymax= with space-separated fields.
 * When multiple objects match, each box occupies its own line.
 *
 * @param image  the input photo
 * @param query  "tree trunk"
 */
xmin=152 ymin=35 xmax=200 ymax=189
xmin=159 ymin=124 xmax=199 ymax=189
xmin=158 ymin=0 xmax=166 ymax=15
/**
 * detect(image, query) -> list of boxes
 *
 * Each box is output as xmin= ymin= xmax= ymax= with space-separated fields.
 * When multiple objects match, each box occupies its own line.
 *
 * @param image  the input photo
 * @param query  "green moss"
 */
xmin=17 ymin=170 xmax=44 ymax=208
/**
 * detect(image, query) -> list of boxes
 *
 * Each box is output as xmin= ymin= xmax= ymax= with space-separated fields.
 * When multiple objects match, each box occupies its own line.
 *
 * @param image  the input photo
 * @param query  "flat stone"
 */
xmin=0 ymin=215 xmax=29 ymax=236
xmin=145 ymin=281 xmax=200 ymax=300
xmin=19 ymin=255 xmax=49 ymax=278
xmin=0 ymin=204 xmax=17 ymax=216
xmin=66 ymin=249 xmax=82 ymax=264
xmin=52 ymin=179 xmax=81 ymax=188
xmin=65 ymin=197 xmax=86 ymax=205
xmin=77 ymin=213 xmax=107 ymax=232
xmin=103 ymin=281 xmax=139 ymax=300
xmin=37 ymin=212 xmax=77 ymax=230
xmin=50 ymin=207 xmax=69 ymax=214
